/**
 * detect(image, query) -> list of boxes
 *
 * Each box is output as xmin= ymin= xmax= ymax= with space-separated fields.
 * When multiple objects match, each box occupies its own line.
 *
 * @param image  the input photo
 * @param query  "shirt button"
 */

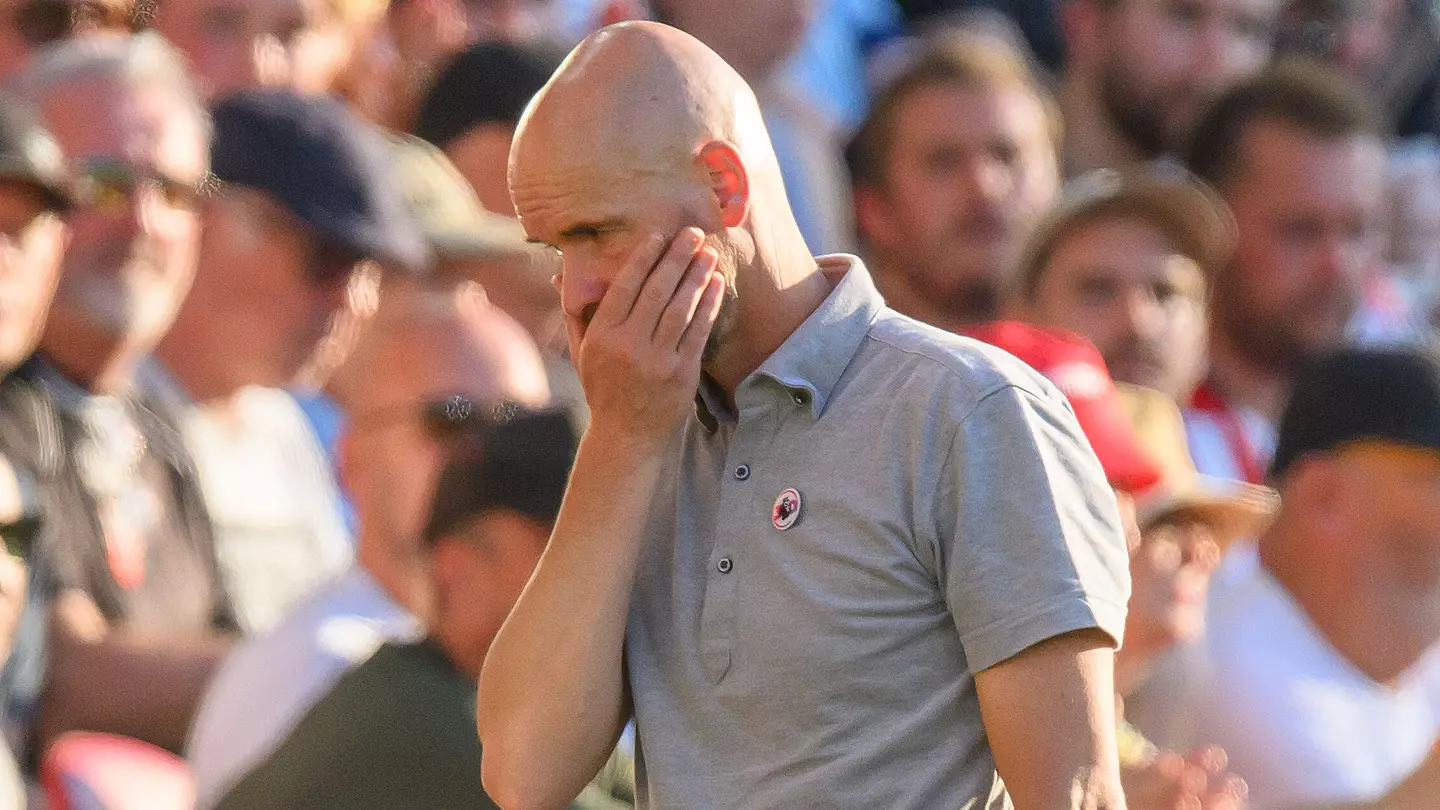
xmin=734 ymin=464 xmax=750 ymax=480
xmin=716 ymin=557 xmax=733 ymax=574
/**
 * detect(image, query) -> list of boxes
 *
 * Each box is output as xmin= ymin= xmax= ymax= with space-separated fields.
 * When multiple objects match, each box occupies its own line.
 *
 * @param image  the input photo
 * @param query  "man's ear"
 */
xmin=852 ymin=185 xmax=894 ymax=247
xmin=698 ymin=141 xmax=750 ymax=229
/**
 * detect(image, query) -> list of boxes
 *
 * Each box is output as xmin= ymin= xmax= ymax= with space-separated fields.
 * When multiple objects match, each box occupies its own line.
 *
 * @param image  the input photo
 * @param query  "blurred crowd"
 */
xmin=0 ymin=0 xmax=1436 ymax=808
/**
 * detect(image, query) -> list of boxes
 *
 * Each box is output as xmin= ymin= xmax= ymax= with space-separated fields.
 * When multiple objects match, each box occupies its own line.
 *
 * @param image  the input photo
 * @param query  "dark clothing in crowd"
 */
xmin=0 ymin=358 xmax=235 ymax=632
xmin=214 ymin=638 xmax=630 ymax=810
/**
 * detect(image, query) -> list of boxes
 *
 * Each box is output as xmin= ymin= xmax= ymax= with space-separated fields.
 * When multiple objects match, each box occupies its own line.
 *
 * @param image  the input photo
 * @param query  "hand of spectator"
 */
xmin=392 ymin=0 xmax=471 ymax=89
xmin=1123 ymin=746 xmax=1248 ymax=810
xmin=568 ymin=227 xmax=723 ymax=446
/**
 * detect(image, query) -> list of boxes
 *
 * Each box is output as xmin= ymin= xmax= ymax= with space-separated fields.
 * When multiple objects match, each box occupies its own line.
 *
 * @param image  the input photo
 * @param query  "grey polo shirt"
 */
xmin=624 ymin=256 xmax=1129 ymax=809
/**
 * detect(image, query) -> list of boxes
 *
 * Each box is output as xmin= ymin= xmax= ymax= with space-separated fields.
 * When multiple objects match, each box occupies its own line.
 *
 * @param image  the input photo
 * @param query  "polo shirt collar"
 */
xmin=693 ymin=255 xmax=883 ymax=430
xmin=749 ymin=254 xmax=882 ymax=420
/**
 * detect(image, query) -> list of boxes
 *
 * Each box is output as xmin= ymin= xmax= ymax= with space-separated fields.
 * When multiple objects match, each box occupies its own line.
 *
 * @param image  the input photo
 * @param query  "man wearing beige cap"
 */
xmin=1007 ymin=166 xmax=1235 ymax=405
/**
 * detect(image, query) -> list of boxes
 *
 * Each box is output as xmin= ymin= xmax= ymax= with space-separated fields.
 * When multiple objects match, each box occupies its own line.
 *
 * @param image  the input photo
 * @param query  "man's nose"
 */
xmin=559 ymin=257 xmax=607 ymax=321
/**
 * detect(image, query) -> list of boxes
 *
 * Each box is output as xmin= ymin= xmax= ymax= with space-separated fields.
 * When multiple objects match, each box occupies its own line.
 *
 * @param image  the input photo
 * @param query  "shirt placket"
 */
xmin=698 ymin=400 xmax=778 ymax=685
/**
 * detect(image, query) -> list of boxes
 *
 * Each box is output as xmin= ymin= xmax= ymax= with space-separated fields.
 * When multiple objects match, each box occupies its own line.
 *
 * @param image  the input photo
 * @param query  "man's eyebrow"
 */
xmin=559 ymin=218 xmax=626 ymax=239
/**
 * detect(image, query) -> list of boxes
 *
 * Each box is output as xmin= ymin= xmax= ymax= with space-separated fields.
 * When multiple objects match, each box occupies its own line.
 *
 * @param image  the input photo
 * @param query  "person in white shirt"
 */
xmin=1183 ymin=63 xmax=1387 ymax=484
xmin=1167 ymin=347 xmax=1440 ymax=809
xmin=185 ymin=285 xmax=550 ymax=808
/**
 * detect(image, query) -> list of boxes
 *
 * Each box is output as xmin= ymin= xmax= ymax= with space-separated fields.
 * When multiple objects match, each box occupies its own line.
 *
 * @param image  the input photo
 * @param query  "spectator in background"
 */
xmin=0 ymin=0 xmax=134 ymax=83
xmin=147 ymin=91 xmax=427 ymax=635
xmin=893 ymin=0 xmax=1064 ymax=70
xmin=967 ymin=321 xmax=1252 ymax=810
xmin=1059 ymin=0 xmax=1281 ymax=175
xmin=1185 ymin=62 xmax=1386 ymax=483
xmin=1170 ymin=348 xmax=1440 ymax=808
xmin=0 ymin=93 xmax=70 ymax=808
xmin=211 ymin=409 xmax=633 ymax=810
xmin=147 ymin=0 xmax=345 ymax=100
xmin=651 ymin=0 xmax=855 ymax=253
xmin=385 ymin=0 xmax=554 ymax=132
xmin=391 ymin=136 xmax=569 ymax=369
xmin=1008 ymin=166 xmax=1233 ymax=404
xmin=413 ymin=39 xmax=565 ymax=217
xmin=187 ymin=286 xmax=549 ymax=807
xmin=1279 ymin=0 xmax=1440 ymax=140
xmin=849 ymin=30 xmax=1060 ymax=330
xmin=6 ymin=33 xmax=233 ymax=755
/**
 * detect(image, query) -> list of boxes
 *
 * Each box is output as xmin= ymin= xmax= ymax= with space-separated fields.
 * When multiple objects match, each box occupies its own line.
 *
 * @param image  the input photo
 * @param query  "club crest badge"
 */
xmin=772 ymin=488 xmax=802 ymax=531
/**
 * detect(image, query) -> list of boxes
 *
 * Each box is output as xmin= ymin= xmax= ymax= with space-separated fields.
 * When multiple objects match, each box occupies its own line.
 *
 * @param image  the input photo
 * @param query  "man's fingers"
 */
xmin=592 ymin=232 xmax=670 ymax=328
xmin=654 ymin=247 xmax=719 ymax=349
xmin=627 ymin=227 xmax=705 ymax=331
xmin=677 ymin=272 xmax=725 ymax=359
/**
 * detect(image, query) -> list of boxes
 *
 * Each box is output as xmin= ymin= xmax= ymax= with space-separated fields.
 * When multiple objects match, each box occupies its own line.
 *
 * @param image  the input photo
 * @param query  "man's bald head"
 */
xmin=511 ymin=21 xmax=780 ymax=213
xmin=336 ymin=284 xmax=551 ymax=412
xmin=510 ymin=22 xmax=810 ymax=374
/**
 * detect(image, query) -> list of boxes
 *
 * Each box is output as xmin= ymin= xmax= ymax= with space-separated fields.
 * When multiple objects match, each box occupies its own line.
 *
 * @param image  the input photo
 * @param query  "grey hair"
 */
xmin=11 ymin=32 xmax=209 ymax=139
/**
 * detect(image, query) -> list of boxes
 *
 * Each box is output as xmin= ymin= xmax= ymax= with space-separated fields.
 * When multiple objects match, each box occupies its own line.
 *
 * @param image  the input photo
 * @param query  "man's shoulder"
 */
xmin=853 ymin=309 xmax=1058 ymax=411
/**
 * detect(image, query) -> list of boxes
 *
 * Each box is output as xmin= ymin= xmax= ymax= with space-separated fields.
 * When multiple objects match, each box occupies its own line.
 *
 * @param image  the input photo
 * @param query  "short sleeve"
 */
xmin=936 ymin=384 xmax=1130 ymax=673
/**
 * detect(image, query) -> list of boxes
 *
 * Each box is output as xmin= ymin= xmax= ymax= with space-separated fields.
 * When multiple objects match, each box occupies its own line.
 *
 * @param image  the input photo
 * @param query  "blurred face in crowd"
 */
xmin=151 ymin=0 xmax=335 ymax=99
xmin=1282 ymin=0 xmax=1406 ymax=78
xmin=1023 ymin=214 xmax=1208 ymax=401
xmin=859 ymin=80 xmax=1059 ymax=321
xmin=191 ymin=187 xmax=355 ymax=388
xmin=37 ymin=77 xmax=205 ymax=376
xmin=655 ymin=0 xmax=817 ymax=81
xmin=0 ymin=181 xmax=66 ymax=374
xmin=431 ymin=508 xmax=549 ymax=678
xmin=464 ymin=0 xmax=548 ymax=42
xmin=1074 ymin=0 xmax=1279 ymax=157
xmin=1126 ymin=515 xmax=1222 ymax=655
xmin=342 ymin=295 xmax=549 ymax=568
xmin=445 ymin=123 xmax=519 ymax=217
xmin=1214 ymin=121 xmax=1385 ymax=372
xmin=1298 ymin=443 xmax=1440 ymax=644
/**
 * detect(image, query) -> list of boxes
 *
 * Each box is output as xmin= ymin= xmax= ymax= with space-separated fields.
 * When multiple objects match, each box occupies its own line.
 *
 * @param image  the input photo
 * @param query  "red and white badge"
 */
xmin=772 ymin=488 xmax=802 ymax=531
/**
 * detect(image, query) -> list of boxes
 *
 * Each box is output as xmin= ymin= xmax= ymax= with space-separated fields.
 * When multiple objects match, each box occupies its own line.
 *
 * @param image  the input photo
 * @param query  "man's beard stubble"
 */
xmin=1211 ymin=278 xmax=1336 ymax=376
xmin=1099 ymin=67 xmax=1184 ymax=160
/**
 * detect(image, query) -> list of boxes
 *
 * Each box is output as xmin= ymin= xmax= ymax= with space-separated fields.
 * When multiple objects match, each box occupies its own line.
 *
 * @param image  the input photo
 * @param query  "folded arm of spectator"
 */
xmin=40 ymin=590 xmax=232 ymax=754
xmin=976 ymin=628 xmax=1129 ymax=810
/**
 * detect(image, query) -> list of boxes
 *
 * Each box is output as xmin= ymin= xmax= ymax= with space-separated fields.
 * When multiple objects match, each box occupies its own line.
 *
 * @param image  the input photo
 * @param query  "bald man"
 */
xmin=187 ymin=286 xmax=549 ymax=809
xmin=479 ymin=22 xmax=1132 ymax=810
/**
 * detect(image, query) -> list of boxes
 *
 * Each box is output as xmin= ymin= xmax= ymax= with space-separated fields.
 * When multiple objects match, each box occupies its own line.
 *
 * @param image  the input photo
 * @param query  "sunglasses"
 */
xmin=70 ymin=157 xmax=202 ymax=215
xmin=349 ymin=395 xmax=522 ymax=439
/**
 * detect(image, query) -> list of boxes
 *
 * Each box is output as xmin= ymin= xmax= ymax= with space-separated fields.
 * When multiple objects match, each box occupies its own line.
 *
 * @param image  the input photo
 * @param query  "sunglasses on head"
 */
xmin=350 ymin=395 xmax=522 ymax=439
xmin=70 ymin=157 xmax=201 ymax=215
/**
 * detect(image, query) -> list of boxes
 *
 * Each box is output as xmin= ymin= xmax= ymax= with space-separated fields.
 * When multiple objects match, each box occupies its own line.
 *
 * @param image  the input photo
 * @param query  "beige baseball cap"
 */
xmin=1118 ymin=383 xmax=1279 ymax=548
xmin=1014 ymin=165 xmax=1236 ymax=300
xmin=389 ymin=134 xmax=535 ymax=262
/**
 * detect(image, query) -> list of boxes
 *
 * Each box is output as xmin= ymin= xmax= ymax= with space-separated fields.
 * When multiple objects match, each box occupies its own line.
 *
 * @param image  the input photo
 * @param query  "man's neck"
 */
xmin=1261 ymin=529 xmax=1433 ymax=686
xmin=39 ymin=327 xmax=133 ymax=397
xmin=1205 ymin=326 xmax=1292 ymax=424
xmin=154 ymin=311 xmax=240 ymax=407
xmin=871 ymin=259 xmax=995 ymax=334
xmin=705 ymin=232 xmax=835 ymax=402
xmin=357 ymin=540 xmax=433 ymax=626
xmin=1060 ymin=76 xmax=1142 ymax=177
